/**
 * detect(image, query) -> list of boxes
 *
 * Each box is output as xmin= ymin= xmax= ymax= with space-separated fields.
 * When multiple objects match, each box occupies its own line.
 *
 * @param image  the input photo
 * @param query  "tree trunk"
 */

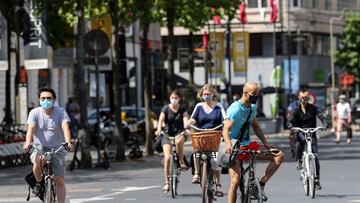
xmin=76 ymin=0 xmax=91 ymax=167
xmin=110 ymin=0 xmax=126 ymax=161
xmin=166 ymin=1 xmax=175 ymax=93
xmin=141 ymin=21 xmax=154 ymax=156
xmin=188 ymin=31 xmax=194 ymax=86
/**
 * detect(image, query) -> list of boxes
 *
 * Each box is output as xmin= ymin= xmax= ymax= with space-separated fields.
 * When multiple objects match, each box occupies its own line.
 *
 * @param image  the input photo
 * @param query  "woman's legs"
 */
xmin=192 ymin=156 xmax=200 ymax=183
xmin=175 ymin=135 xmax=187 ymax=169
xmin=162 ymin=144 xmax=171 ymax=192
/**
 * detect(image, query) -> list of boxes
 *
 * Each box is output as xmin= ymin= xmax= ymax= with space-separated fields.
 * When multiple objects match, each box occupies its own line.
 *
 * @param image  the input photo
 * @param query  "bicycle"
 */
xmin=291 ymin=126 xmax=325 ymax=198
xmin=159 ymin=131 xmax=186 ymax=198
xmin=30 ymin=143 xmax=69 ymax=203
xmin=189 ymin=124 xmax=222 ymax=203
xmin=231 ymin=141 xmax=276 ymax=203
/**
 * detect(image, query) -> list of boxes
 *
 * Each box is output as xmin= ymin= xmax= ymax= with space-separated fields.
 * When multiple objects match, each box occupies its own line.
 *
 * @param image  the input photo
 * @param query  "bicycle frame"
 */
xmin=292 ymin=127 xmax=324 ymax=199
xmin=196 ymin=151 xmax=216 ymax=203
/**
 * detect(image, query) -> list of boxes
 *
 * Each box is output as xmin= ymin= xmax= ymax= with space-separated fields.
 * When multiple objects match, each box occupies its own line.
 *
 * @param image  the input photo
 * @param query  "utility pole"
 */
xmin=287 ymin=0 xmax=292 ymax=99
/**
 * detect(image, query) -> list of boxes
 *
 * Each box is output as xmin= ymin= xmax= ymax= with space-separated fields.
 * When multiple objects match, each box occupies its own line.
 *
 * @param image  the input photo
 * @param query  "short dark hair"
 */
xmin=38 ymin=87 xmax=56 ymax=99
xmin=298 ymin=88 xmax=309 ymax=94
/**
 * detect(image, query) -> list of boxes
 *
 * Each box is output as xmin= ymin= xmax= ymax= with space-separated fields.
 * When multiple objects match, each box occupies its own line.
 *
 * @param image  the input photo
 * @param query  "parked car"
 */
xmin=351 ymin=99 xmax=360 ymax=125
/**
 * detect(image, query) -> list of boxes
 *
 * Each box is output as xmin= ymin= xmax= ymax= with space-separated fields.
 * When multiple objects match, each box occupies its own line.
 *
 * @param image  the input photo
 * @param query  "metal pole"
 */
xmin=330 ymin=18 xmax=335 ymax=105
xmin=226 ymin=20 xmax=232 ymax=101
xmin=132 ymin=23 xmax=138 ymax=120
xmin=243 ymin=24 xmax=247 ymax=83
xmin=287 ymin=0 xmax=292 ymax=96
xmin=95 ymin=31 xmax=101 ymax=166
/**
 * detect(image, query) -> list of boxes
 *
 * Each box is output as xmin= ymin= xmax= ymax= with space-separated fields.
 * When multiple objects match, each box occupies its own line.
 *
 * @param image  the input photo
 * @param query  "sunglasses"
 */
xmin=40 ymin=97 xmax=53 ymax=101
xmin=301 ymin=97 xmax=309 ymax=100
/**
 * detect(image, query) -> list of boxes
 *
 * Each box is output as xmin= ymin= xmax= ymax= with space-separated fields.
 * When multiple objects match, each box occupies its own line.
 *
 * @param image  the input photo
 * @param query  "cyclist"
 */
xmin=187 ymin=84 xmax=226 ymax=197
xmin=287 ymin=88 xmax=328 ymax=190
xmin=287 ymin=94 xmax=300 ymax=158
xmin=222 ymin=82 xmax=284 ymax=203
xmin=334 ymin=94 xmax=352 ymax=144
xmin=154 ymin=90 xmax=190 ymax=193
xmin=23 ymin=88 xmax=73 ymax=203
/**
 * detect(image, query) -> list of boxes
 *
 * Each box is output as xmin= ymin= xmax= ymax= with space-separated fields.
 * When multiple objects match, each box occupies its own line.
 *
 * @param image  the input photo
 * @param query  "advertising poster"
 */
xmin=209 ymin=32 xmax=224 ymax=74
xmin=232 ymin=32 xmax=249 ymax=77
xmin=0 ymin=11 xmax=8 ymax=71
xmin=283 ymin=59 xmax=299 ymax=94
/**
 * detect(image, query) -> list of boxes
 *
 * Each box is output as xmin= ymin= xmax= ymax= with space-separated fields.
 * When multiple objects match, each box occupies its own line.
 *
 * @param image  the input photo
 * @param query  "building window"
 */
xmin=261 ymin=0 xmax=267 ymax=8
xmin=247 ymin=0 xmax=259 ymax=8
xmin=249 ymin=33 xmax=263 ymax=56
xmin=325 ymin=0 xmax=331 ymax=10
xmin=292 ymin=0 xmax=301 ymax=7
xmin=312 ymin=0 xmax=319 ymax=8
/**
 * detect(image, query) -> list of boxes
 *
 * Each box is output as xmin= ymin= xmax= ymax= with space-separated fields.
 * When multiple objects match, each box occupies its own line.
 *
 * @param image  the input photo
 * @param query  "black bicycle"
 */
xmin=32 ymin=143 xmax=68 ymax=203
xmin=189 ymin=124 xmax=223 ymax=203
xmin=231 ymin=141 xmax=277 ymax=203
xmin=159 ymin=131 xmax=186 ymax=198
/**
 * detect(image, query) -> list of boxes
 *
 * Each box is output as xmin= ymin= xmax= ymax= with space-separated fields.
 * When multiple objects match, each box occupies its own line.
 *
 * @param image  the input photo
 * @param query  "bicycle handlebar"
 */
xmin=188 ymin=124 xmax=223 ymax=131
xmin=291 ymin=126 xmax=326 ymax=134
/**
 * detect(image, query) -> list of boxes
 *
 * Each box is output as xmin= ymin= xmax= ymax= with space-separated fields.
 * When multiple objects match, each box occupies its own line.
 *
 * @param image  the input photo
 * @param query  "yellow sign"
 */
xmin=232 ymin=32 xmax=249 ymax=76
xmin=91 ymin=15 xmax=112 ymax=43
xmin=210 ymin=32 xmax=225 ymax=74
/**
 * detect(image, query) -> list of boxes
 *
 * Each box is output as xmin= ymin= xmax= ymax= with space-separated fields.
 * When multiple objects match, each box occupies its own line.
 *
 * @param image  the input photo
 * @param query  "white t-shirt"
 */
xmin=336 ymin=102 xmax=351 ymax=119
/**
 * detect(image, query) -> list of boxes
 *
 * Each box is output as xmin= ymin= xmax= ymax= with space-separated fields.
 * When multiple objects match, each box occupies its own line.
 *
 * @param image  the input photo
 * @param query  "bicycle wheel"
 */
xmin=201 ymin=161 xmax=208 ymax=203
xmin=44 ymin=178 xmax=55 ymax=203
xmin=206 ymin=167 xmax=214 ymax=203
xmin=308 ymin=156 xmax=316 ymax=198
xmin=170 ymin=156 xmax=178 ymax=198
xmin=246 ymin=178 xmax=263 ymax=203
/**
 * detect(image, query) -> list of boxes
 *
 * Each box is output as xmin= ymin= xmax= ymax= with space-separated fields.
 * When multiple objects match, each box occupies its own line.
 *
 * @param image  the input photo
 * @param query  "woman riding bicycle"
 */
xmin=155 ymin=90 xmax=190 ymax=193
xmin=187 ymin=84 xmax=226 ymax=197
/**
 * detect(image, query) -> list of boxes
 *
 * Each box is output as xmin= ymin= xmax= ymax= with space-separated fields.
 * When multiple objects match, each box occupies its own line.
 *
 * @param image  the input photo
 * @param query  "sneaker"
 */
xmin=261 ymin=186 xmax=268 ymax=201
xmin=32 ymin=183 xmax=42 ymax=196
xmin=315 ymin=179 xmax=322 ymax=190
xmin=296 ymin=160 xmax=302 ymax=170
xmin=347 ymin=138 xmax=352 ymax=144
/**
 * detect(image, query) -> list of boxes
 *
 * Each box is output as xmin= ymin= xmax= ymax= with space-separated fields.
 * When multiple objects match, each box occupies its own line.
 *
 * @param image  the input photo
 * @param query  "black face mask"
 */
xmin=248 ymin=95 xmax=258 ymax=104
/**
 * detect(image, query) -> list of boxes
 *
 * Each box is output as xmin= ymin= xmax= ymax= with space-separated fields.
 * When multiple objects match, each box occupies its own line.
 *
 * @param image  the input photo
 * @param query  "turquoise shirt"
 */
xmin=226 ymin=101 xmax=257 ymax=146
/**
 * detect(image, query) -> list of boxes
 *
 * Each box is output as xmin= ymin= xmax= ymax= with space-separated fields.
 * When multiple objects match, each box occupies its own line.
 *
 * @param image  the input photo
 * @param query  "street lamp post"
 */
xmin=329 ymin=9 xmax=346 ymax=128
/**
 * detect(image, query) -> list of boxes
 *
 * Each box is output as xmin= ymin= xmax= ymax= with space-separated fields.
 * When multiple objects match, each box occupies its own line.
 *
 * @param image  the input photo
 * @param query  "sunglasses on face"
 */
xmin=40 ymin=97 xmax=53 ymax=101
xmin=301 ymin=97 xmax=309 ymax=100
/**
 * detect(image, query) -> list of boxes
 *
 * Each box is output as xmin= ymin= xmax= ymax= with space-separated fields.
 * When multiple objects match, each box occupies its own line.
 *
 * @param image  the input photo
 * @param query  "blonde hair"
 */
xmin=198 ymin=84 xmax=218 ymax=101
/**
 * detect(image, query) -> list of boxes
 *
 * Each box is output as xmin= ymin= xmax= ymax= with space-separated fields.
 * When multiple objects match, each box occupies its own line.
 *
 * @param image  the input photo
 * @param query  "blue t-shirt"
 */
xmin=226 ymin=101 xmax=257 ymax=146
xmin=191 ymin=102 xmax=226 ymax=129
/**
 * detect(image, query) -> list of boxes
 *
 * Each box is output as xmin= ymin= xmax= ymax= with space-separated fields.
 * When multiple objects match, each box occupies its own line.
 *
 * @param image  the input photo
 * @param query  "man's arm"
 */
xmin=62 ymin=121 xmax=73 ymax=151
xmin=23 ymin=123 xmax=36 ymax=151
xmin=252 ymin=118 xmax=270 ymax=148
xmin=222 ymin=119 xmax=234 ymax=154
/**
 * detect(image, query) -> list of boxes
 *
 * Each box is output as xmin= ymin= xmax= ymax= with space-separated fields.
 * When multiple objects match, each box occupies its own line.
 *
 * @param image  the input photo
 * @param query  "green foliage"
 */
xmin=335 ymin=12 xmax=360 ymax=79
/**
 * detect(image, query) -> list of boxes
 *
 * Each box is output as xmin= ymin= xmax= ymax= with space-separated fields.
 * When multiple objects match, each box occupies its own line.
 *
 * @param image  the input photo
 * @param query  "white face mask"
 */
xmin=170 ymin=98 xmax=179 ymax=105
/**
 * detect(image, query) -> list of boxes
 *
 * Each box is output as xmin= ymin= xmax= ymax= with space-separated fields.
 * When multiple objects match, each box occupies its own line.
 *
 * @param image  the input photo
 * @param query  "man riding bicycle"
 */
xmin=23 ymin=88 xmax=73 ymax=203
xmin=287 ymin=88 xmax=328 ymax=190
xmin=222 ymin=82 xmax=284 ymax=203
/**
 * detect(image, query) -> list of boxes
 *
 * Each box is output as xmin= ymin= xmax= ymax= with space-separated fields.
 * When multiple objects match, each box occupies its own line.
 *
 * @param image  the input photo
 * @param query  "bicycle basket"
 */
xmin=191 ymin=130 xmax=221 ymax=152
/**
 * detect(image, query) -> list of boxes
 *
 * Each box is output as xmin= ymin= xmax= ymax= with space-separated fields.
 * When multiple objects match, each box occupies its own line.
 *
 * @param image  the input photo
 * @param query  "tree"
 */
xmin=335 ymin=13 xmax=360 ymax=82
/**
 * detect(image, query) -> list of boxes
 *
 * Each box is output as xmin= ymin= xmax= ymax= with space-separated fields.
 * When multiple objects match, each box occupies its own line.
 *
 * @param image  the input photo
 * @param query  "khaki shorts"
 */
xmin=30 ymin=147 xmax=67 ymax=178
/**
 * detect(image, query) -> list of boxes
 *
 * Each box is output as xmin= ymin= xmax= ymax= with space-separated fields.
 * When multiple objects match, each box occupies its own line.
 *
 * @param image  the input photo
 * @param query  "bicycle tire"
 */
xmin=302 ymin=157 xmax=309 ymax=196
xmin=308 ymin=156 xmax=316 ymax=198
xmin=44 ymin=178 xmax=55 ymax=203
xmin=246 ymin=179 xmax=263 ymax=203
xmin=170 ymin=156 xmax=177 ymax=198
xmin=201 ymin=161 xmax=208 ymax=203
xmin=206 ymin=166 xmax=214 ymax=203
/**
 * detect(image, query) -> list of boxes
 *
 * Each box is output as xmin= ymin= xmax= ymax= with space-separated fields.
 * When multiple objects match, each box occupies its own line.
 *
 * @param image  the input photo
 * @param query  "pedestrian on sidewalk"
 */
xmin=334 ymin=94 xmax=352 ymax=144
xmin=23 ymin=87 xmax=73 ymax=203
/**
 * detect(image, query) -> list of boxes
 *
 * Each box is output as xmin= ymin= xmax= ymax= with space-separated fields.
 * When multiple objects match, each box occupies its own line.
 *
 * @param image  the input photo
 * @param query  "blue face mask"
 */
xmin=39 ymin=99 xmax=54 ymax=109
xmin=203 ymin=95 xmax=213 ymax=102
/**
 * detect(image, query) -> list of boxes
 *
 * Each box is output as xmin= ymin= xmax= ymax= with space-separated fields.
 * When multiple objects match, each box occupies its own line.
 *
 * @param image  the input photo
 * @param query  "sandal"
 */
xmin=192 ymin=172 xmax=200 ymax=184
xmin=162 ymin=183 xmax=169 ymax=193
xmin=179 ymin=161 xmax=189 ymax=171
xmin=215 ymin=184 xmax=224 ymax=197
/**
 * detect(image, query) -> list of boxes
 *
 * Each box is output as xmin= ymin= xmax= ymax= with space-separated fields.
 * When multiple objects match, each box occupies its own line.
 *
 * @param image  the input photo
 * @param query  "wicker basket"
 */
xmin=191 ymin=130 xmax=222 ymax=152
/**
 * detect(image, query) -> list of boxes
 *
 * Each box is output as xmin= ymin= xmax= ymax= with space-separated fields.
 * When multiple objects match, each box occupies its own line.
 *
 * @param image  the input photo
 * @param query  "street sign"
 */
xmin=84 ymin=30 xmax=110 ymax=57
xmin=23 ymin=0 xmax=48 ymax=69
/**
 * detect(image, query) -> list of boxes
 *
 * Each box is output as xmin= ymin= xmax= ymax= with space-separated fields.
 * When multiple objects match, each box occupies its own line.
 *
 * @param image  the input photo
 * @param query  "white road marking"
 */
xmin=69 ymin=185 xmax=160 ymax=203
xmin=0 ymin=197 xmax=42 ymax=202
xmin=348 ymin=200 xmax=360 ymax=202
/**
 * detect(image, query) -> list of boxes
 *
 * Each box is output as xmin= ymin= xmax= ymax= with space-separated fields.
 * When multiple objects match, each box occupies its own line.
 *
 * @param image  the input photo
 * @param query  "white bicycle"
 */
xmin=291 ymin=127 xmax=325 ymax=198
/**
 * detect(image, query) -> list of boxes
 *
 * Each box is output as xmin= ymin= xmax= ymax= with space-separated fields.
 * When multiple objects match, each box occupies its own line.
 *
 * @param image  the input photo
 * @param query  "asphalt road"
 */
xmin=0 ymin=131 xmax=359 ymax=203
